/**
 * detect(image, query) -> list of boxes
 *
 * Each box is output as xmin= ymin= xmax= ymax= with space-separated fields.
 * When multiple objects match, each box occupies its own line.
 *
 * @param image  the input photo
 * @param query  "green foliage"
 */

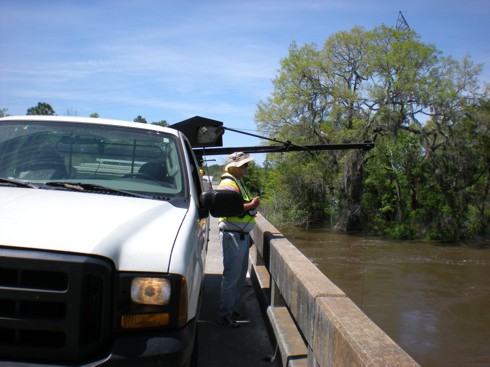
xmin=257 ymin=152 xmax=335 ymax=228
xmin=242 ymin=162 xmax=263 ymax=195
xmin=385 ymin=223 xmax=417 ymax=240
xmin=255 ymin=24 xmax=489 ymax=242
xmin=134 ymin=115 xmax=147 ymax=124
xmin=152 ymin=120 xmax=168 ymax=127
xmin=26 ymin=102 xmax=56 ymax=115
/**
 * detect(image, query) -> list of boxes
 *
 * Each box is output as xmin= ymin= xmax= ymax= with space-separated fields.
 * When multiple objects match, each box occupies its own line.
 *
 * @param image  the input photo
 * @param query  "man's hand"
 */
xmin=244 ymin=196 xmax=260 ymax=212
xmin=250 ymin=196 xmax=260 ymax=209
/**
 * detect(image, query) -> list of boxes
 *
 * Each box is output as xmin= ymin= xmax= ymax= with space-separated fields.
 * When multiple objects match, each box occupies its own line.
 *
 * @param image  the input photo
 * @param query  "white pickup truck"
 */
xmin=0 ymin=115 xmax=241 ymax=367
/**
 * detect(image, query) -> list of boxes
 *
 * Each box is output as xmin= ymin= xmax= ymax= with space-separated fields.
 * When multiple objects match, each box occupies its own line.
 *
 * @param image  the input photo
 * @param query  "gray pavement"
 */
xmin=197 ymin=217 xmax=280 ymax=367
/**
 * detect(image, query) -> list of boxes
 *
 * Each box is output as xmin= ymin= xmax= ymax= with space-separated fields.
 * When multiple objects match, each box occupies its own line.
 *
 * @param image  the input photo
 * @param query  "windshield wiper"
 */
xmin=44 ymin=182 xmax=150 ymax=199
xmin=0 ymin=178 xmax=36 ymax=188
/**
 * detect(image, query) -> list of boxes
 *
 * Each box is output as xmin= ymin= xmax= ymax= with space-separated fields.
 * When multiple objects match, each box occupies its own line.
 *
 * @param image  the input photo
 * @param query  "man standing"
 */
xmin=217 ymin=152 xmax=260 ymax=328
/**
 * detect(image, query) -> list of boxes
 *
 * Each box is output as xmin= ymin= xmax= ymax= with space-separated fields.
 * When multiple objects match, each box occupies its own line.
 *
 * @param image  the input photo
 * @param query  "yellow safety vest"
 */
xmin=218 ymin=172 xmax=256 ymax=225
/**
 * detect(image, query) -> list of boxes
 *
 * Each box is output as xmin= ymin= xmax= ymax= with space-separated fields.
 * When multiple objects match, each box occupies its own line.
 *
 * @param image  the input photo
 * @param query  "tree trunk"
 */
xmin=335 ymin=150 xmax=366 ymax=232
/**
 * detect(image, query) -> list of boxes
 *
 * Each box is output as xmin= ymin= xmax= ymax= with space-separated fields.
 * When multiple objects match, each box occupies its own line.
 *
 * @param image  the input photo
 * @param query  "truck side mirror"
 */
xmin=200 ymin=190 xmax=244 ymax=218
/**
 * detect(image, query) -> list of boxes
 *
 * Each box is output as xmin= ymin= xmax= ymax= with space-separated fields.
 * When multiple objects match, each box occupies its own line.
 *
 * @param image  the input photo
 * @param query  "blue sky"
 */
xmin=1 ymin=0 xmax=489 ymax=165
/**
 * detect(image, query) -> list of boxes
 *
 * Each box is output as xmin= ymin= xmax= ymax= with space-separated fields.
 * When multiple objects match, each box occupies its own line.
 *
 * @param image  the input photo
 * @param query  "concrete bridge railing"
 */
xmin=249 ymin=214 xmax=420 ymax=367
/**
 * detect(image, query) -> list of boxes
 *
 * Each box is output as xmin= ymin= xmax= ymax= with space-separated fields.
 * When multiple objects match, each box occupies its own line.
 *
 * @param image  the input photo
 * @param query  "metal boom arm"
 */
xmin=194 ymin=125 xmax=374 ymax=155
xmin=169 ymin=115 xmax=374 ymax=159
xmin=194 ymin=141 xmax=374 ymax=156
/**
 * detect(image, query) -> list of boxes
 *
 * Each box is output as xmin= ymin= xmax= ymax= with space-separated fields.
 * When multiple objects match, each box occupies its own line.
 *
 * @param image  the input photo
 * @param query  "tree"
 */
xmin=256 ymin=29 xmax=375 ymax=229
xmin=27 ymin=102 xmax=56 ymax=115
xmin=152 ymin=120 xmax=168 ymax=127
xmin=90 ymin=112 xmax=99 ymax=118
xmin=256 ymin=25 xmax=488 ymax=240
xmin=134 ymin=115 xmax=147 ymax=124
xmin=465 ymin=98 xmax=490 ymax=235
xmin=0 ymin=108 xmax=8 ymax=117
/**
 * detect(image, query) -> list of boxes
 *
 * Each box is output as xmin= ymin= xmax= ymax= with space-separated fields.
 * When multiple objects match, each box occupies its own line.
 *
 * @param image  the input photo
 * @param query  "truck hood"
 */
xmin=0 ymin=187 xmax=188 ymax=272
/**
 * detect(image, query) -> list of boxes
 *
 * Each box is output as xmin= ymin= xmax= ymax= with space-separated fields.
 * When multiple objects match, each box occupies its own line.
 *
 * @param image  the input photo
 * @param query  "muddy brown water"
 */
xmin=280 ymin=228 xmax=490 ymax=367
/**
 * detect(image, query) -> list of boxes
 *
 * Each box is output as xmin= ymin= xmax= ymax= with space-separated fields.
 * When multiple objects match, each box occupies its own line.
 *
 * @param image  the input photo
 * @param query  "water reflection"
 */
xmin=281 ymin=228 xmax=490 ymax=367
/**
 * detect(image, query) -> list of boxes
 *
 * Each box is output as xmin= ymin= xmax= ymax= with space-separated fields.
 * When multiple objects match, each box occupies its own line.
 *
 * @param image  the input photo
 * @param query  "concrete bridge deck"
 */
xmin=197 ymin=217 xmax=280 ymax=367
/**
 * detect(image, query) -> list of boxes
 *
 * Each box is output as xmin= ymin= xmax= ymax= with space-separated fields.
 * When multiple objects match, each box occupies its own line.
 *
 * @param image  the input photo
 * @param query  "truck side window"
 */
xmin=184 ymin=140 xmax=203 ymax=196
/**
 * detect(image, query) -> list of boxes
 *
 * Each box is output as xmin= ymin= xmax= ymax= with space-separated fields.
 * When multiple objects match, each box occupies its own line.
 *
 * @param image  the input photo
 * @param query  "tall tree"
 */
xmin=256 ymin=25 xmax=487 ymax=240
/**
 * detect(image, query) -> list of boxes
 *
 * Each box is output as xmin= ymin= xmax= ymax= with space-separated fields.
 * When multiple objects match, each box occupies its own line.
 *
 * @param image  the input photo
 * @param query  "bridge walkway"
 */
xmin=197 ymin=217 xmax=280 ymax=367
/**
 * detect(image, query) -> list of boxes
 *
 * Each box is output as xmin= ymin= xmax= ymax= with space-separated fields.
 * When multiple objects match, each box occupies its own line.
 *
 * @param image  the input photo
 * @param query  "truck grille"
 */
xmin=0 ymin=248 xmax=113 ymax=362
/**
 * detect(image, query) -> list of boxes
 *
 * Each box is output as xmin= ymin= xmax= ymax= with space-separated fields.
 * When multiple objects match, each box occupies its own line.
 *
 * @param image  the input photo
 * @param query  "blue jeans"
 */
xmin=219 ymin=231 xmax=249 ymax=318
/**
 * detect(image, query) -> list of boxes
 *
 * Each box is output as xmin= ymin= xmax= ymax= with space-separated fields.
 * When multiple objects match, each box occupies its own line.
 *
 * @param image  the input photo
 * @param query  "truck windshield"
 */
xmin=0 ymin=120 xmax=185 ymax=198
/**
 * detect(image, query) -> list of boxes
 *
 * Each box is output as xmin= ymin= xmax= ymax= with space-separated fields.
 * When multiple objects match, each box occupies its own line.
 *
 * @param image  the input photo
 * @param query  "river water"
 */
xmin=280 ymin=228 xmax=490 ymax=367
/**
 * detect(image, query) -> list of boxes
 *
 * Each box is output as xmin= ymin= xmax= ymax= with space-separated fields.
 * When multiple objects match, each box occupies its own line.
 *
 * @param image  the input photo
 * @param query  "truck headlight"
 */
xmin=130 ymin=277 xmax=171 ymax=306
xmin=118 ymin=273 xmax=188 ymax=330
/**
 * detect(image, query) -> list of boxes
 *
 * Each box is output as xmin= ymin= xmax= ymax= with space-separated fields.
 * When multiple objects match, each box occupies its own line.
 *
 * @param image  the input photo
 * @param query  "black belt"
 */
xmin=219 ymin=229 xmax=248 ymax=240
